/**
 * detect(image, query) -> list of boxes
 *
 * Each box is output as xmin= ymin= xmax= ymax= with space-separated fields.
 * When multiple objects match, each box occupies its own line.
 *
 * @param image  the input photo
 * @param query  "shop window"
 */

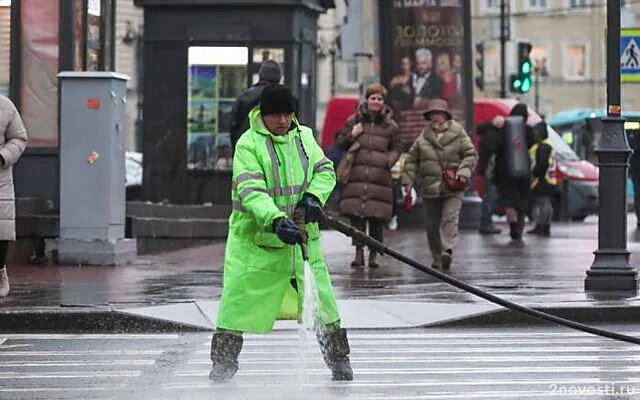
xmin=251 ymin=47 xmax=284 ymax=84
xmin=0 ymin=1 xmax=10 ymax=96
xmin=187 ymin=46 xmax=248 ymax=170
xmin=75 ymin=0 xmax=114 ymax=71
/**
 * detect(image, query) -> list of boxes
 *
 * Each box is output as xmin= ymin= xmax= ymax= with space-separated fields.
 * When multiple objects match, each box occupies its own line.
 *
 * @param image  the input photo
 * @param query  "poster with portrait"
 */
xmin=387 ymin=0 xmax=466 ymax=150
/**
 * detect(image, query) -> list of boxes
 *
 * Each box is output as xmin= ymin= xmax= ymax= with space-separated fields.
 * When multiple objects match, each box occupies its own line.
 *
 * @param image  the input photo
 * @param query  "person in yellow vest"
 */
xmin=527 ymin=121 xmax=557 ymax=236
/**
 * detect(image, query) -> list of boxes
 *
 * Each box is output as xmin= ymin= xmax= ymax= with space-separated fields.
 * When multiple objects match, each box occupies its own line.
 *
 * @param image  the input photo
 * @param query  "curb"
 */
xmin=424 ymin=305 xmax=640 ymax=328
xmin=0 ymin=308 xmax=211 ymax=334
xmin=1 ymin=305 xmax=639 ymax=333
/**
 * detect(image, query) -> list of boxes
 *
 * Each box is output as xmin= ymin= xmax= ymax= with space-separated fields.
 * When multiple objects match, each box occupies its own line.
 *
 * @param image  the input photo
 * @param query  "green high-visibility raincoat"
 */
xmin=216 ymin=107 xmax=341 ymax=333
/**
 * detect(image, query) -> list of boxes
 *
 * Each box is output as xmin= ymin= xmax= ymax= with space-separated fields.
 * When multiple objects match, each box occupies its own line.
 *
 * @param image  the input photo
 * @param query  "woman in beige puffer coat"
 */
xmin=0 ymin=95 xmax=28 ymax=297
xmin=402 ymin=99 xmax=476 ymax=270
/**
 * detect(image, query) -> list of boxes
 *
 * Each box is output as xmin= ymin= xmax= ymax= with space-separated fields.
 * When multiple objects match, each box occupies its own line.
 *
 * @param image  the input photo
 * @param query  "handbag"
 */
xmin=336 ymin=141 xmax=360 ymax=184
xmin=435 ymin=148 xmax=468 ymax=192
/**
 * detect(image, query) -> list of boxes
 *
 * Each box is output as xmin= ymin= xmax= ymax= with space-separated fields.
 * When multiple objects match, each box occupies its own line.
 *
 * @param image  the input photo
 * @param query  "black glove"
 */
xmin=298 ymin=194 xmax=323 ymax=223
xmin=273 ymin=218 xmax=302 ymax=245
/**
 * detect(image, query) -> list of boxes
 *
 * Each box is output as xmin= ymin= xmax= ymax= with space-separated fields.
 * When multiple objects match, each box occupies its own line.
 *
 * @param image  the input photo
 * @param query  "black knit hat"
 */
xmin=509 ymin=103 xmax=529 ymax=120
xmin=258 ymin=60 xmax=282 ymax=83
xmin=260 ymin=84 xmax=297 ymax=116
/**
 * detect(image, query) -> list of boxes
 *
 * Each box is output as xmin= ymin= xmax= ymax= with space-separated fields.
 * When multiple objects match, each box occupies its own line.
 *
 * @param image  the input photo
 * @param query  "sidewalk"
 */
xmin=2 ymin=216 xmax=640 ymax=332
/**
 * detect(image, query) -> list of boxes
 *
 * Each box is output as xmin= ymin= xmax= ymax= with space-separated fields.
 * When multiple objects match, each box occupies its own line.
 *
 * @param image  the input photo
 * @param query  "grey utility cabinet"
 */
xmin=57 ymin=71 xmax=137 ymax=265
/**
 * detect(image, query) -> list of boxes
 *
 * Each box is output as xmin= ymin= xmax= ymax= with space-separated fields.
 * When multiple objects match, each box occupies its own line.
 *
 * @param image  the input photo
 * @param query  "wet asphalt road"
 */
xmin=3 ymin=325 xmax=640 ymax=400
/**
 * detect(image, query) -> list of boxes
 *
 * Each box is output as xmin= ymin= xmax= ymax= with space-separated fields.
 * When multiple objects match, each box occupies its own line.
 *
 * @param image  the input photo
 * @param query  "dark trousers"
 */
xmin=0 ymin=241 xmax=8 ymax=265
xmin=480 ymin=177 xmax=498 ymax=227
xmin=532 ymin=196 xmax=553 ymax=225
xmin=350 ymin=217 xmax=384 ymax=251
xmin=391 ymin=181 xmax=401 ymax=218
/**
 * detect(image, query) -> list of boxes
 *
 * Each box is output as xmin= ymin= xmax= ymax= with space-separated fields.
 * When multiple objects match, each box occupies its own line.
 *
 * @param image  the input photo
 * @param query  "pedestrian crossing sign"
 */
xmin=621 ymin=29 xmax=640 ymax=82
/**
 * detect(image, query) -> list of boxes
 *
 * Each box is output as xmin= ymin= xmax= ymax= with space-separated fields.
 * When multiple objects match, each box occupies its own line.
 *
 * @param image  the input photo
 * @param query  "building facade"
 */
xmin=316 ymin=0 xmax=379 ymax=128
xmin=472 ymin=0 xmax=640 ymax=119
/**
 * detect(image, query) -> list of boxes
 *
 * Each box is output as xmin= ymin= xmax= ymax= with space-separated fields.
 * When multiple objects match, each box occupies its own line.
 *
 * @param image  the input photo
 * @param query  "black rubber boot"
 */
xmin=509 ymin=223 xmax=522 ymax=241
xmin=351 ymin=247 xmax=364 ymax=267
xmin=542 ymin=224 xmax=551 ymax=237
xmin=527 ymin=224 xmax=544 ymax=235
xmin=209 ymin=332 xmax=243 ymax=383
xmin=317 ymin=328 xmax=354 ymax=381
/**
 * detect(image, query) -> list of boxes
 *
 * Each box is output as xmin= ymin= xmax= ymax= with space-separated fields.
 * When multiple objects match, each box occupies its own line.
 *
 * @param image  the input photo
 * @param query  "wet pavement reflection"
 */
xmin=3 ymin=217 xmax=640 ymax=310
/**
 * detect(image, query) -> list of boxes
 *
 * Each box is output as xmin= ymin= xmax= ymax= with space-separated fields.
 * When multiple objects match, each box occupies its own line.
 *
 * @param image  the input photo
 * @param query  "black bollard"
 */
xmin=584 ymin=0 xmax=639 ymax=292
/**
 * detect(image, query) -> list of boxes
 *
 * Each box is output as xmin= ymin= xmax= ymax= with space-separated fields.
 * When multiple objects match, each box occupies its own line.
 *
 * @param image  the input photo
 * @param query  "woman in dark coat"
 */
xmin=335 ymin=84 xmax=403 ymax=268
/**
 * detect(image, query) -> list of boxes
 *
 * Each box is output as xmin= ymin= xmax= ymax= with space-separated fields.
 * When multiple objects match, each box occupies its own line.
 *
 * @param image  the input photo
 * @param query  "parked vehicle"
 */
xmin=319 ymin=95 xmax=360 ymax=150
xmin=549 ymin=108 xmax=639 ymax=209
xmin=126 ymin=151 xmax=143 ymax=201
xmin=474 ymin=99 xmax=599 ymax=221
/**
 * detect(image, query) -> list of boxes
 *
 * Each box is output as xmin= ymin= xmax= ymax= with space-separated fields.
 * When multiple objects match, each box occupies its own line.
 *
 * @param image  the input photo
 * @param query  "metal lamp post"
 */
xmin=584 ymin=0 xmax=639 ymax=292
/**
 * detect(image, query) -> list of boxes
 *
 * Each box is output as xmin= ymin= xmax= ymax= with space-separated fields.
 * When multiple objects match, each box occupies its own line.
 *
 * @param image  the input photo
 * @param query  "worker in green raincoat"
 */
xmin=210 ymin=84 xmax=354 ymax=383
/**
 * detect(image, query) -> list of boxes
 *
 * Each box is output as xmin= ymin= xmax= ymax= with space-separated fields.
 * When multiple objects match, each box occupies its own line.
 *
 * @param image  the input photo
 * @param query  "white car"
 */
xmin=126 ymin=151 xmax=143 ymax=200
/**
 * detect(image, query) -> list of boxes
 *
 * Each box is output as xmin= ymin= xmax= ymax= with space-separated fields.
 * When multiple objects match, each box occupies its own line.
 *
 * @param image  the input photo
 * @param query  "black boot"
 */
xmin=368 ymin=250 xmax=380 ymax=268
xmin=542 ymin=224 xmax=551 ymax=237
xmin=478 ymin=224 xmax=501 ymax=234
xmin=209 ymin=332 xmax=243 ymax=382
xmin=317 ymin=327 xmax=354 ymax=381
xmin=509 ymin=223 xmax=522 ymax=241
xmin=351 ymin=246 xmax=364 ymax=267
xmin=527 ymin=224 xmax=544 ymax=235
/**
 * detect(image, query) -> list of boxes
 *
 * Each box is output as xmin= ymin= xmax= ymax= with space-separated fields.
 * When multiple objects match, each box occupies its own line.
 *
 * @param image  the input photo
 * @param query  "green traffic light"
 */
xmin=513 ymin=79 xmax=522 ymax=89
xmin=521 ymin=76 xmax=532 ymax=93
xmin=521 ymin=60 xmax=532 ymax=75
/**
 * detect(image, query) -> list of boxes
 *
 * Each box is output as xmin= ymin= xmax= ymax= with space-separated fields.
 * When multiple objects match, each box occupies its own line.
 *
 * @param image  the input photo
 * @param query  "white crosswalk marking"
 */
xmin=0 ymin=330 xmax=639 ymax=399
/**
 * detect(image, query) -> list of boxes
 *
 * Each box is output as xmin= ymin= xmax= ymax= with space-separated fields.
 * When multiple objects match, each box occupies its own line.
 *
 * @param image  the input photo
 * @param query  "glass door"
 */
xmin=187 ymin=46 xmax=248 ymax=170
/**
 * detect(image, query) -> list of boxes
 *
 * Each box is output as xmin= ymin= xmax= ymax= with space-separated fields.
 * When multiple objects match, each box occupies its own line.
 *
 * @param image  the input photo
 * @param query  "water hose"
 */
xmin=321 ymin=213 xmax=640 ymax=346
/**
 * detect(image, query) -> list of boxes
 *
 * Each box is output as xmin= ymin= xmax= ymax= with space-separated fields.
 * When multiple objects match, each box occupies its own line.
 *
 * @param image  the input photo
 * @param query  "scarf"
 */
xmin=431 ymin=120 xmax=452 ymax=134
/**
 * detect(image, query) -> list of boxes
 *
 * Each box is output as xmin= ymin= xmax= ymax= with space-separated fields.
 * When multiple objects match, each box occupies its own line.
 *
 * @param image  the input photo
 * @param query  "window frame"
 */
xmin=479 ymin=0 xmax=502 ymax=15
xmin=565 ymin=0 xmax=590 ymax=12
xmin=562 ymin=41 xmax=590 ymax=81
xmin=482 ymin=41 xmax=501 ymax=83
xmin=526 ymin=0 xmax=549 ymax=11
xmin=530 ymin=41 xmax=552 ymax=79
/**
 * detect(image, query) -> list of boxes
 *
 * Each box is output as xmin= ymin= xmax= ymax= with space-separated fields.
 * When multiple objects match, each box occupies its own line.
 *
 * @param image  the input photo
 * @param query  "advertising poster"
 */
xmin=387 ymin=0 xmax=466 ymax=150
xmin=187 ymin=65 xmax=218 ymax=170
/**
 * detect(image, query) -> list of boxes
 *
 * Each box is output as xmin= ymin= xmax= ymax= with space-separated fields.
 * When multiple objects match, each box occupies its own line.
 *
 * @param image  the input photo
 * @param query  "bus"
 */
xmin=548 ymin=108 xmax=640 ymax=163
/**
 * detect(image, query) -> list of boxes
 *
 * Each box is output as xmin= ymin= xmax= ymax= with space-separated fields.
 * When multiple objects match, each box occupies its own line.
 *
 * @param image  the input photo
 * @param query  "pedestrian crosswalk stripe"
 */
xmin=0 ymin=360 xmax=155 ymax=367
xmin=0 ymin=385 xmax=128 ymax=392
xmin=240 ymin=331 xmax=640 ymax=339
xmin=0 ymin=349 xmax=163 ymax=356
xmin=0 ymin=370 xmax=142 ymax=378
xmin=175 ymin=365 xmax=640 ymax=375
xmin=0 ymin=334 xmax=180 ymax=340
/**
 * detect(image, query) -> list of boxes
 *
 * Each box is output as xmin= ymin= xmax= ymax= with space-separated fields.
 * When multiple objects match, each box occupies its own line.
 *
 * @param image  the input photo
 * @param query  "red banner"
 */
xmin=387 ymin=0 xmax=466 ymax=150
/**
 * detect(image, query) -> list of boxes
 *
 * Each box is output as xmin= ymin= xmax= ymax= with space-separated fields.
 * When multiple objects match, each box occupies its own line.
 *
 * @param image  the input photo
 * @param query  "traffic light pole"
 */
xmin=499 ymin=0 xmax=506 ymax=98
xmin=534 ymin=69 xmax=540 ymax=114
xmin=584 ymin=0 xmax=638 ymax=293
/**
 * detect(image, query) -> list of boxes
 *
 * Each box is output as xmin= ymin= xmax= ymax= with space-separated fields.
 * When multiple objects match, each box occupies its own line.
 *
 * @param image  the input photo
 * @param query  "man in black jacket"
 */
xmin=229 ymin=60 xmax=282 ymax=151
xmin=476 ymin=116 xmax=504 ymax=234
